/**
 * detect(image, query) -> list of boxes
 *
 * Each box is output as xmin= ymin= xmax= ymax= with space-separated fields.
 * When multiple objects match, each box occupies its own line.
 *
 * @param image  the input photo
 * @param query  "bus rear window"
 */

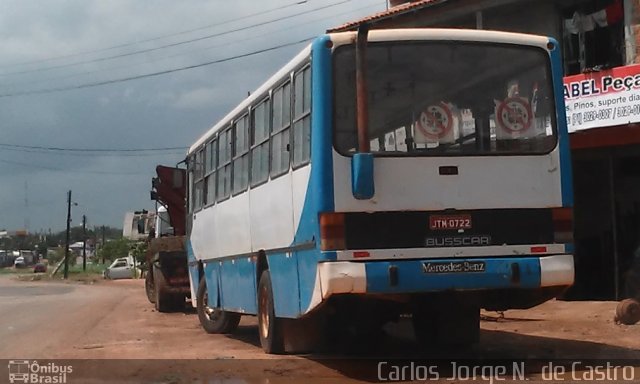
xmin=333 ymin=41 xmax=557 ymax=156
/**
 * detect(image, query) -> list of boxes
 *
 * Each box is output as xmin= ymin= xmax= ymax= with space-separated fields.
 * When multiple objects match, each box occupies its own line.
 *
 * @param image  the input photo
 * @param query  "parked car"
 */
xmin=14 ymin=256 xmax=26 ymax=268
xmin=104 ymin=257 xmax=139 ymax=280
xmin=33 ymin=263 xmax=47 ymax=273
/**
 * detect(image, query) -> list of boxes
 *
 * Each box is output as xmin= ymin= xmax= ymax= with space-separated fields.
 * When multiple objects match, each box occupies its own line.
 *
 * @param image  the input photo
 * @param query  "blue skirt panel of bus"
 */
xmin=364 ymin=257 xmax=541 ymax=294
xmin=186 ymin=240 xmax=199 ymax=296
xmin=267 ymin=252 xmax=300 ymax=318
xmin=203 ymin=261 xmax=220 ymax=308
xmin=204 ymin=258 xmax=258 ymax=314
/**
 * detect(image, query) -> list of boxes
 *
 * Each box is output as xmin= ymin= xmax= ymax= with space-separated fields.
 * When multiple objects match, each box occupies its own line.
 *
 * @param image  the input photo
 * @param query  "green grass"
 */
xmin=66 ymin=263 xmax=107 ymax=274
xmin=0 ymin=265 xmax=39 ymax=274
xmin=4 ymin=261 xmax=142 ymax=283
xmin=0 ymin=267 xmax=21 ymax=274
xmin=2 ymin=262 xmax=110 ymax=283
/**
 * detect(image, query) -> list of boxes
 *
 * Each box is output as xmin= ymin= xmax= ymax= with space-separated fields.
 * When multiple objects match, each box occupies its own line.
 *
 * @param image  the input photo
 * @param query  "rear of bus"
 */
xmin=313 ymin=30 xmax=573 ymax=343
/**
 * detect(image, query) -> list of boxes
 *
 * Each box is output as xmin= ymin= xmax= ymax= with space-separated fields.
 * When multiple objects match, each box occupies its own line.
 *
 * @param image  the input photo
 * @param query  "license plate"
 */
xmin=429 ymin=214 xmax=472 ymax=230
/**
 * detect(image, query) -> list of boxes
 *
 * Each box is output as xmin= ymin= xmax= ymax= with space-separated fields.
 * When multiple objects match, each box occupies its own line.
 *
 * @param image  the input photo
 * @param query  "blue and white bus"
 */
xmin=185 ymin=29 xmax=574 ymax=353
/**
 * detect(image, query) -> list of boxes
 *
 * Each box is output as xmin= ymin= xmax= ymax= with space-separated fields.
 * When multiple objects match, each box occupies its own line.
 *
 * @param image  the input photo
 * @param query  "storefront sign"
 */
xmin=563 ymin=64 xmax=640 ymax=133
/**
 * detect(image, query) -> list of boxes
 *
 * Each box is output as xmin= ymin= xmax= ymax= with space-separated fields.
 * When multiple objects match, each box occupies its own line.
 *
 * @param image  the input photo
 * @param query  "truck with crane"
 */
xmin=144 ymin=165 xmax=191 ymax=312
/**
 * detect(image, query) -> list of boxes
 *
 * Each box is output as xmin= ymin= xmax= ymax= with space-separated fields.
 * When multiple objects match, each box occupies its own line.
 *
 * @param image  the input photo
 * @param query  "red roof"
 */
xmin=328 ymin=0 xmax=447 ymax=33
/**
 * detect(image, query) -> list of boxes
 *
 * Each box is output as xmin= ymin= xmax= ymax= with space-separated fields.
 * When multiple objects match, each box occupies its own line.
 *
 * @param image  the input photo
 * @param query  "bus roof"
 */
xmin=187 ymin=28 xmax=550 ymax=155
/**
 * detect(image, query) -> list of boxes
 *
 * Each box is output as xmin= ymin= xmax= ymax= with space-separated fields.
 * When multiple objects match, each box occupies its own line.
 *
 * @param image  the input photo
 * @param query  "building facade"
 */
xmin=331 ymin=0 xmax=640 ymax=300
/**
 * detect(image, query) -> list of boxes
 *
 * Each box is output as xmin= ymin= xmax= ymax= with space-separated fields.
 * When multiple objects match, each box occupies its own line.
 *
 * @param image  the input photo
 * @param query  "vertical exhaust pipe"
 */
xmin=356 ymin=25 xmax=370 ymax=153
xmin=351 ymin=25 xmax=375 ymax=200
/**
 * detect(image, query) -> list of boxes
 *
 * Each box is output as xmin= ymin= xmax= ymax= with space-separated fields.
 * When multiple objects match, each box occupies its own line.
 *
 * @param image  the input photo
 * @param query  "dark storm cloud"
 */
xmin=0 ymin=0 xmax=384 ymax=232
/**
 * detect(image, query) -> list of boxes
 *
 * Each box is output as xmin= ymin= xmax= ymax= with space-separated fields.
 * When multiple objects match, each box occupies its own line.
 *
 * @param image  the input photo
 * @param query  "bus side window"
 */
xmin=217 ymin=127 xmax=233 ymax=201
xmin=188 ymin=156 xmax=195 ymax=213
xmin=271 ymin=81 xmax=291 ymax=178
xmin=292 ymin=66 xmax=311 ymax=168
xmin=251 ymin=98 xmax=270 ymax=187
xmin=205 ymin=138 xmax=217 ymax=205
xmin=233 ymin=115 xmax=250 ymax=195
xmin=194 ymin=148 xmax=205 ymax=210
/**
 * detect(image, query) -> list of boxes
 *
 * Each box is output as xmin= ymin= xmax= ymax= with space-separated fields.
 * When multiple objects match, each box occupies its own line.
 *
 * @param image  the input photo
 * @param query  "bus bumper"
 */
xmin=305 ymin=254 xmax=573 ymax=313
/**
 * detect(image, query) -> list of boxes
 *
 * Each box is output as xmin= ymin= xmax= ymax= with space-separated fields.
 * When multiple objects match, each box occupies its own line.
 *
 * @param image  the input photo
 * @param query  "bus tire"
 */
xmin=439 ymin=305 xmax=480 ymax=346
xmin=412 ymin=308 xmax=437 ymax=345
xmin=196 ymin=278 xmax=241 ymax=334
xmin=258 ymin=270 xmax=285 ymax=354
xmin=413 ymin=304 xmax=480 ymax=346
xmin=145 ymin=268 xmax=156 ymax=304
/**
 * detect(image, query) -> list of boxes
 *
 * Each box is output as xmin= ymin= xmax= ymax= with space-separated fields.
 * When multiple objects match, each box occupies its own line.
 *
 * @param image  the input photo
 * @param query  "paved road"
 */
xmin=0 ymin=275 xmax=127 ymax=359
xmin=1 ymin=274 xmax=639 ymax=383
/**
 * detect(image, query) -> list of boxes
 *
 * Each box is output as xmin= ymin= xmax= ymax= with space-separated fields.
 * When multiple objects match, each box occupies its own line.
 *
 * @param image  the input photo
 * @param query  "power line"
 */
xmin=0 ymin=0 xmax=350 ymax=77
xmin=0 ymin=1 xmax=382 ymax=89
xmin=0 ymin=37 xmax=313 ymax=98
xmin=0 ymin=158 xmax=148 ymax=175
xmin=0 ymin=142 xmax=187 ymax=152
xmin=0 ymin=0 xmax=308 ymax=70
xmin=0 ymin=147 xmax=187 ymax=157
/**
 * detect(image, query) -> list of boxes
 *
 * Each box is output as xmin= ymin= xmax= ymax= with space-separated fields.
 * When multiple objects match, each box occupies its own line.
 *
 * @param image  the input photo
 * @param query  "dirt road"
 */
xmin=1 ymin=274 xmax=639 ymax=383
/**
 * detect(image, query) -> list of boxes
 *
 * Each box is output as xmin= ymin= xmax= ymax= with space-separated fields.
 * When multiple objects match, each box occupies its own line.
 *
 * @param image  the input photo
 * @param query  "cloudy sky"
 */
xmin=0 ymin=0 xmax=386 ymax=233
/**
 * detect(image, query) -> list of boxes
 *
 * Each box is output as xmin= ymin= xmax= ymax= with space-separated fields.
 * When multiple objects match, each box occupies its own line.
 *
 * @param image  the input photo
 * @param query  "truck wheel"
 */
xmin=258 ymin=270 xmax=285 ymax=354
xmin=196 ymin=278 xmax=240 ymax=334
xmin=154 ymin=265 xmax=182 ymax=312
xmin=145 ymin=269 xmax=156 ymax=304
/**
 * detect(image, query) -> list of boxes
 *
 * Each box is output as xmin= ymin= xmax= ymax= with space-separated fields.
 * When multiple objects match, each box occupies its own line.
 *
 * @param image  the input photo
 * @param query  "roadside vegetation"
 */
xmin=1 ymin=226 xmax=148 ymax=284
xmin=1 ymin=262 xmax=107 ymax=283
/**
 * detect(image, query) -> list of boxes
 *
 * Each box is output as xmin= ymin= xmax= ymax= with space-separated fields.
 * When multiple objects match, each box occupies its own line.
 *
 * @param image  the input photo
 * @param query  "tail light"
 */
xmin=552 ymin=207 xmax=573 ymax=243
xmin=320 ymin=212 xmax=345 ymax=250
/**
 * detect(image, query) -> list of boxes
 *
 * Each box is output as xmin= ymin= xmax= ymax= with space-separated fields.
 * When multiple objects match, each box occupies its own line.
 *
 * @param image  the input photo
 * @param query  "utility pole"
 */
xmin=63 ymin=190 xmax=72 ymax=279
xmin=82 ymin=215 xmax=87 ymax=272
xmin=101 ymin=225 xmax=106 ymax=264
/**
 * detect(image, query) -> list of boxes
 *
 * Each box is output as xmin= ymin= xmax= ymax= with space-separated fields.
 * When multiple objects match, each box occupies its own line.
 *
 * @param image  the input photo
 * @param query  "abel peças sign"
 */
xmin=563 ymin=63 xmax=640 ymax=133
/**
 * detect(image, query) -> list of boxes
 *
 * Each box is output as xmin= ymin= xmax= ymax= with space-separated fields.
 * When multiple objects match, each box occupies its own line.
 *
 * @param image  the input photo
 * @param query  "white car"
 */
xmin=13 ymin=256 xmax=26 ymax=268
xmin=103 ymin=257 xmax=139 ymax=280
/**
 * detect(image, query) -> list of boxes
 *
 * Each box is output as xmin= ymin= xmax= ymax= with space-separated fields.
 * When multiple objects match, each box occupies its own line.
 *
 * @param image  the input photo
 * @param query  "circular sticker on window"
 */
xmin=416 ymin=103 xmax=453 ymax=139
xmin=496 ymin=97 xmax=533 ymax=133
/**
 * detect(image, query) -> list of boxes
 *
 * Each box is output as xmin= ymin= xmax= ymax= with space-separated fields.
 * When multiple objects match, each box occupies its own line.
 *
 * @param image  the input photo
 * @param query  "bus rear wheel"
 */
xmin=412 ymin=301 xmax=480 ymax=347
xmin=196 ymin=278 xmax=240 ymax=334
xmin=258 ymin=270 xmax=284 ymax=354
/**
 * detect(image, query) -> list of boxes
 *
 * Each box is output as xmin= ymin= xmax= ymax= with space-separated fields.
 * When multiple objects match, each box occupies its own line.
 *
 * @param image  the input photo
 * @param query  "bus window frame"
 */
xmin=193 ymin=147 xmax=206 ymax=212
xmin=216 ymin=126 xmax=233 ymax=203
xmin=187 ymin=154 xmax=195 ymax=215
xmin=250 ymin=96 xmax=271 ymax=188
xmin=331 ymin=42 xmax=559 ymax=158
xmin=204 ymin=137 xmax=217 ymax=208
xmin=292 ymin=64 xmax=312 ymax=170
xmin=232 ymin=113 xmax=250 ymax=197
xmin=270 ymin=79 xmax=292 ymax=180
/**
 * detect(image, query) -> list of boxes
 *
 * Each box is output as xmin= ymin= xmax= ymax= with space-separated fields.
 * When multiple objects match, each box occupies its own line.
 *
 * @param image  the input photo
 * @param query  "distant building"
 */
xmin=122 ymin=211 xmax=155 ymax=241
xmin=331 ymin=0 xmax=640 ymax=300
